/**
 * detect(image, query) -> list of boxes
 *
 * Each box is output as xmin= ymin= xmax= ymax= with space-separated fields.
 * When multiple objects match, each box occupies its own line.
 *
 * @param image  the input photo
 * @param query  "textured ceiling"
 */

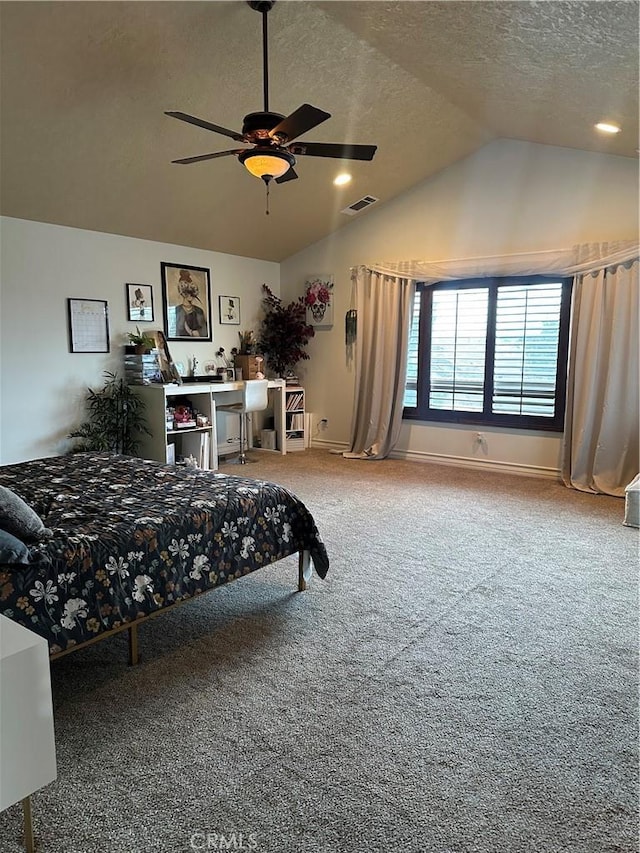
xmin=0 ymin=1 xmax=637 ymax=262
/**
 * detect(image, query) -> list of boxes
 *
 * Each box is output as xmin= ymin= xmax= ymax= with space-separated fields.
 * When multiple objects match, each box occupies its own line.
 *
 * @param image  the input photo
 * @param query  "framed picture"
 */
xmin=126 ymin=283 xmax=154 ymax=322
xmin=67 ymin=298 xmax=110 ymax=353
xmin=219 ymin=295 xmax=241 ymax=325
xmin=304 ymin=275 xmax=334 ymax=327
xmin=161 ymin=262 xmax=212 ymax=341
xmin=153 ymin=330 xmax=182 ymax=384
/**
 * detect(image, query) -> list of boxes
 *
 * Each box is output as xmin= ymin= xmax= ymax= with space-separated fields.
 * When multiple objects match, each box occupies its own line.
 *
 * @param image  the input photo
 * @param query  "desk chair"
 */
xmin=217 ymin=379 xmax=269 ymax=464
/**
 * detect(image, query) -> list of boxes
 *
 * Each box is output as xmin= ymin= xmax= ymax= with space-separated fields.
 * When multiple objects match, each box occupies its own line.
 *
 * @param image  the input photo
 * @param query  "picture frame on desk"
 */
xmin=161 ymin=262 xmax=212 ymax=342
xmin=154 ymin=331 xmax=182 ymax=384
xmin=219 ymin=295 xmax=240 ymax=325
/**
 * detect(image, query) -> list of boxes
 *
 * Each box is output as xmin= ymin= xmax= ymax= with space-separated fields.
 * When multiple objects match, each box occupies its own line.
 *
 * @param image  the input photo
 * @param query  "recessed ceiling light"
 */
xmin=595 ymin=122 xmax=621 ymax=134
xmin=334 ymin=173 xmax=352 ymax=186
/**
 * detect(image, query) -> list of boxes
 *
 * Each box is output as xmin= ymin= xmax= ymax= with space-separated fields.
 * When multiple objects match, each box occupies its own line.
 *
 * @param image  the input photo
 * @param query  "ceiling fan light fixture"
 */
xmin=239 ymin=148 xmax=294 ymax=180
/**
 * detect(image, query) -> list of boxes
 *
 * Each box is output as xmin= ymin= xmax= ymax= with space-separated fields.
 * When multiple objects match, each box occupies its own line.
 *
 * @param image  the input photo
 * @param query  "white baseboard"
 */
xmin=309 ymin=438 xmax=560 ymax=480
xmin=390 ymin=448 xmax=560 ymax=480
xmin=310 ymin=438 xmax=349 ymax=452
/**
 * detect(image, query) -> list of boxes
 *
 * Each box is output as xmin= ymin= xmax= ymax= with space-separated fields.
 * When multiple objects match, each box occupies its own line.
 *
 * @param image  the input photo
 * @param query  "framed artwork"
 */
xmin=126 ymin=283 xmax=154 ymax=322
xmin=219 ymin=295 xmax=241 ymax=325
xmin=161 ymin=262 xmax=212 ymax=341
xmin=67 ymin=298 xmax=110 ymax=353
xmin=304 ymin=275 xmax=334 ymax=327
xmin=153 ymin=331 xmax=182 ymax=384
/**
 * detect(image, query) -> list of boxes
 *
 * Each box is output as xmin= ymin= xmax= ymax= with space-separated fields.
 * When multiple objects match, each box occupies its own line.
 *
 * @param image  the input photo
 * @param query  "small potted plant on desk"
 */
xmin=234 ymin=331 xmax=258 ymax=380
xmin=126 ymin=327 xmax=155 ymax=355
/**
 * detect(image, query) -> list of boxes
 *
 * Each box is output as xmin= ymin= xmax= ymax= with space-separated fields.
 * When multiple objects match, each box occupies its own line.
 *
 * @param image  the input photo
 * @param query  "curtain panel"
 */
xmin=562 ymin=257 xmax=639 ymax=496
xmin=347 ymin=241 xmax=639 ymax=486
xmin=344 ymin=268 xmax=414 ymax=459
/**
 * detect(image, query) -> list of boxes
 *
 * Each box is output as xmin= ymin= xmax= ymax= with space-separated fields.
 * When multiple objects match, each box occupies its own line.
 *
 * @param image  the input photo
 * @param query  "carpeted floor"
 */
xmin=1 ymin=449 xmax=638 ymax=853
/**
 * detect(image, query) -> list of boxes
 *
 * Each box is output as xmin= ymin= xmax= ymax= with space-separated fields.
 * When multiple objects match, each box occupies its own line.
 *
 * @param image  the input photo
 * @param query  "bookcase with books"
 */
xmin=275 ymin=386 xmax=306 ymax=452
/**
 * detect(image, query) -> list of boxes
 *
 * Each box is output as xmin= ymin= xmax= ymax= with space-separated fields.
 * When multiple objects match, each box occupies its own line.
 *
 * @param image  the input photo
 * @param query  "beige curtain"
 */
xmin=346 ymin=242 xmax=639 ymax=472
xmin=344 ymin=267 xmax=415 ymax=459
xmin=562 ymin=257 xmax=639 ymax=496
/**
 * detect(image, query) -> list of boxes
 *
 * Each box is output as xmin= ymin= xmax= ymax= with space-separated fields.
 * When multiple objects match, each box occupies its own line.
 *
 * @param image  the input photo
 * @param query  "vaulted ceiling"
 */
xmin=0 ymin=1 xmax=637 ymax=262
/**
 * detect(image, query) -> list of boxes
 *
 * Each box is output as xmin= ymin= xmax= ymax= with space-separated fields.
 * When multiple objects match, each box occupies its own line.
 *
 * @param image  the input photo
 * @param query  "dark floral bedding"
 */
xmin=0 ymin=453 xmax=328 ymax=655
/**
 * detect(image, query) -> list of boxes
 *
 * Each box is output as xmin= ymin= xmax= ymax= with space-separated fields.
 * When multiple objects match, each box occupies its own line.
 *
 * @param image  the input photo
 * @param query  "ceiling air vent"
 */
xmin=341 ymin=195 xmax=379 ymax=216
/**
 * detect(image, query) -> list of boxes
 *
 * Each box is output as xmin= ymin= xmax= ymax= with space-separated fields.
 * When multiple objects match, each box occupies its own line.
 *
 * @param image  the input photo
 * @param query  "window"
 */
xmin=404 ymin=276 xmax=572 ymax=430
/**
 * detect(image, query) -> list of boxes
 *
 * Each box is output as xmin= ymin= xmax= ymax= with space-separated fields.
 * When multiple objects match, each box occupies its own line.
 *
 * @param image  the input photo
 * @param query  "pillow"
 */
xmin=0 ymin=484 xmax=51 ymax=541
xmin=0 ymin=528 xmax=31 ymax=565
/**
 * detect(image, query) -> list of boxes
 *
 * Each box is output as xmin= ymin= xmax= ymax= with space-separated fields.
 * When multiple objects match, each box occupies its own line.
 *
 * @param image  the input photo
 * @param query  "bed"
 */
xmin=0 ymin=453 xmax=328 ymax=662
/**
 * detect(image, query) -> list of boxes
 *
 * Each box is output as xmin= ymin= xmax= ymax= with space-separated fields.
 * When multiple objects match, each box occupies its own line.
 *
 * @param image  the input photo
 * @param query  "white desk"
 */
xmin=0 ymin=615 xmax=57 ymax=852
xmin=133 ymin=380 xmax=287 ymax=470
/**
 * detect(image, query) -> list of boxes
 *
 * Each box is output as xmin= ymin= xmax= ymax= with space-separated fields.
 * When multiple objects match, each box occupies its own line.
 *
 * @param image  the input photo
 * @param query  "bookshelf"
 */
xmin=132 ymin=384 xmax=215 ymax=469
xmin=274 ymin=386 xmax=306 ymax=452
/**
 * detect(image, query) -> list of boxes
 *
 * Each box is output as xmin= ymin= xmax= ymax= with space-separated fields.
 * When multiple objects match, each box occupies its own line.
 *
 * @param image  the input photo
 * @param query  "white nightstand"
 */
xmin=0 ymin=615 xmax=57 ymax=852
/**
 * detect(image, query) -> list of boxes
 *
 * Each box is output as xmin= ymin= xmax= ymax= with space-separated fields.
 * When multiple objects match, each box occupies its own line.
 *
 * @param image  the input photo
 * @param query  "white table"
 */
xmin=0 ymin=615 xmax=57 ymax=852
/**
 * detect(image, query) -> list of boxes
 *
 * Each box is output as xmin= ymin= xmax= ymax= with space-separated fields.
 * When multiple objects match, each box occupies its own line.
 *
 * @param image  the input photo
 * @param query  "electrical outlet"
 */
xmin=319 ymin=418 xmax=328 ymax=430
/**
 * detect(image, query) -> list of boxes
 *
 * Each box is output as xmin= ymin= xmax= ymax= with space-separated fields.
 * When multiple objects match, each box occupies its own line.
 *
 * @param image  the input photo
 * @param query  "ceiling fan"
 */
xmin=165 ymin=0 xmax=377 ymax=188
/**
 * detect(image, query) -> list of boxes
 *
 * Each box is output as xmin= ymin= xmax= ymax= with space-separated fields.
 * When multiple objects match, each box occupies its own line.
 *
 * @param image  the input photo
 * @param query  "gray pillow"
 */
xmin=0 ymin=528 xmax=31 ymax=565
xmin=0 ymin=484 xmax=51 ymax=541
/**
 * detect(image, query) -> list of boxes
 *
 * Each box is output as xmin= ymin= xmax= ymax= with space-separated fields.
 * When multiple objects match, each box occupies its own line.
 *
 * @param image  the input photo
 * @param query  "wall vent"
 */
xmin=340 ymin=195 xmax=379 ymax=216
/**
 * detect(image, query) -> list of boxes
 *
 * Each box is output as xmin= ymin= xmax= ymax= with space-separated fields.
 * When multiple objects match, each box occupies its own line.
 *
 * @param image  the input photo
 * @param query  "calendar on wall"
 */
xmin=67 ymin=298 xmax=110 ymax=353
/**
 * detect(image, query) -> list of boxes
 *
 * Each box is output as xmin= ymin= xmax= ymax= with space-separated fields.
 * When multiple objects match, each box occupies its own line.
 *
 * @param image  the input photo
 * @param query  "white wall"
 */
xmin=0 ymin=218 xmax=279 ymax=463
xmin=281 ymin=140 xmax=639 ymax=477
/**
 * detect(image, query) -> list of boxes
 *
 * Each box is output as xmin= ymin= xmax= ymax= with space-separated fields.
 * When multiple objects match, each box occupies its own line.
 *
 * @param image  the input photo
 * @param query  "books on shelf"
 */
xmin=287 ymin=412 xmax=305 ymax=431
xmin=199 ymin=432 xmax=210 ymax=470
xmin=285 ymin=392 xmax=304 ymax=411
xmin=177 ymin=428 xmax=211 ymax=469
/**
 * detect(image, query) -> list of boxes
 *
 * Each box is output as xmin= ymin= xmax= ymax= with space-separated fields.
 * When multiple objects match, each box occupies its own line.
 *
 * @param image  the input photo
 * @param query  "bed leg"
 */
xmin=298 ymin=550 xmax=312 ymax=592
xmin=128 ymin=624 xmax=139 ymax=666
xmin=22 ymin=796 xmax=34 ymax=853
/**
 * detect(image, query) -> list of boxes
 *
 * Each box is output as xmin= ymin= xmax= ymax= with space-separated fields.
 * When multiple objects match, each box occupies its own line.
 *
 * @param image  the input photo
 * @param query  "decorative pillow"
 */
xmin=0 ymin=528 xmax=31 ymax=565
xmin=0 ymin=485 xmax=51 ymax=541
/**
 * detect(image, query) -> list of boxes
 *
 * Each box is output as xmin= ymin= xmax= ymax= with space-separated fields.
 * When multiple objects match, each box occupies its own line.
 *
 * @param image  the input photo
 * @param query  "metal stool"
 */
xmin=217 ymin=379 xmax=269 ymax=464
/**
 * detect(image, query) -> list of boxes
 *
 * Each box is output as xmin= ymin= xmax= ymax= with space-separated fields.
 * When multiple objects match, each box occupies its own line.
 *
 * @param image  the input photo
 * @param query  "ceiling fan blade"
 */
xmin=171 ymin=150 xmax=244 ymax=165
xmin=289 ymin=141 xmax=377 ymax=161
xmin=275 ymin=167 xmax=299 ymax=184
xmin=165 ymin=111 xmax=244 ymax=142
xmin=269 ymin=104 xmax=331 ymax=144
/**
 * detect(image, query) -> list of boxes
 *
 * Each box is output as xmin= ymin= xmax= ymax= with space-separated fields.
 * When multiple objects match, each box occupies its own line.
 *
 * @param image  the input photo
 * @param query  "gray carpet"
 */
xmin=1 ymin=450 xmax=638 ymax=853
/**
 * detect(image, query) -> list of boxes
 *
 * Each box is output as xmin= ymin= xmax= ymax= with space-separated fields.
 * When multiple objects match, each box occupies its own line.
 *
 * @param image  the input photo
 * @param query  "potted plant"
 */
xmin=126 ymin=326 xmax=156 ymax=354
xmin=257 ymin=285 xmax=314 ymax=378
xmin=69 ymin=371 xmax=151 ymax=455
xmin=238 ymin=330 xmax=256 ymax=355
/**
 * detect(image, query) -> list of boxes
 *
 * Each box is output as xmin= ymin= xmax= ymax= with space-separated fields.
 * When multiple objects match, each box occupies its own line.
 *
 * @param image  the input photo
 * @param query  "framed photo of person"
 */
xmin=219 ymin=295 xmax=241 ymax=325
xmin=161 ymin=262 xmax=212 ymax=342
xmin=126 ymin=283 xmax=154 ymax=322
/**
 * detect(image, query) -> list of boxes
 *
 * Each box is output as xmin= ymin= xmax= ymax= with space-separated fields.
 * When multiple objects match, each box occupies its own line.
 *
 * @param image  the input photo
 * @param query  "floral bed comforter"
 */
xmin=0 ymin=453 xmax=328 ymax=655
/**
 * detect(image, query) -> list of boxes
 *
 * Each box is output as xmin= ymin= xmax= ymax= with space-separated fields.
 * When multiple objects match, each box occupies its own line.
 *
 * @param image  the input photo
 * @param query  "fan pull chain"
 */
xmin=265 ymin=181 xmax=270 ymax=215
